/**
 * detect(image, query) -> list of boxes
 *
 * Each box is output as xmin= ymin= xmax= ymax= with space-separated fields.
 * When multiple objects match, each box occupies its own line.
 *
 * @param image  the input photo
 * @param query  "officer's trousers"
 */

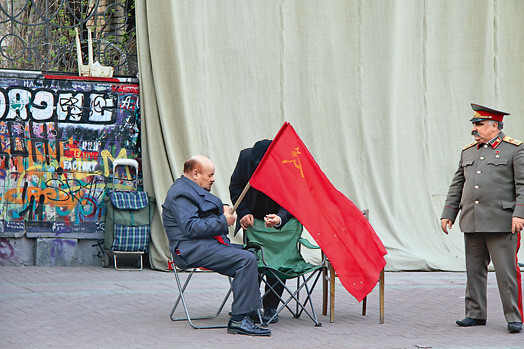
xmin=464 ymin=232 xmax=523 ymax=323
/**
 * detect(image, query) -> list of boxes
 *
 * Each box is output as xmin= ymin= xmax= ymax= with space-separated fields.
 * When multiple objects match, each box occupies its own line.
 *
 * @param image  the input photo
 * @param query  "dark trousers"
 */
xmin=262 ymin=276 xmax=285 ymax=310
xmin=188 ymin=244 xmax=262 ymax=316
xmin=464 ymin=232 xmax=522 ymax=323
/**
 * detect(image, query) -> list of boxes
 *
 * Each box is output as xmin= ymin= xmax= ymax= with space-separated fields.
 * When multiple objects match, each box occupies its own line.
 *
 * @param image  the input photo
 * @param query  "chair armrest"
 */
xmin=244 ymin=241 xmax=263 ymax=250
xmin=244 ymin=241 xmax=270 ymax=266
xmin=298 ymin=238 xmax=320 ymax=249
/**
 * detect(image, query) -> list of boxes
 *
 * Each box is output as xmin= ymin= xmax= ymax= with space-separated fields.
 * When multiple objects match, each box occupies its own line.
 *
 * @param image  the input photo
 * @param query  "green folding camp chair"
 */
xmin=245 ymin=218 xmax=326 ymax=327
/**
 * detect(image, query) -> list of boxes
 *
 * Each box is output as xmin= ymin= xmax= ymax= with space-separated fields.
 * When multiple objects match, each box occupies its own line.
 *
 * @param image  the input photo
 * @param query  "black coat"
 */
xmin=229 ymin=144 xmax=292 ymax=234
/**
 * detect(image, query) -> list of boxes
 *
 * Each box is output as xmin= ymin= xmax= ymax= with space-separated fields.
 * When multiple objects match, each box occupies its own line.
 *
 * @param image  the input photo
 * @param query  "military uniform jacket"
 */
xmin=442 ymin=132 xmax=524 ymax=232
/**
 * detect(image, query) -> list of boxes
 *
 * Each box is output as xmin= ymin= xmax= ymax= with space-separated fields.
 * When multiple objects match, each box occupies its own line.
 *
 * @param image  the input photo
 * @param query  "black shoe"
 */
xmin=508 ymin=322 xmax=522 ymax=333
xmin=248 ymin=311 xmax=263 ymax=323
xmin=227 ymin=316 xmax=271 ymax=336
xmin=248 ymin=309 xmax=279 ymax=324
xmin=263 ymin=308 xmax=279 ymax=324
xmin=456 ymin=317 xmax=486 ymax=327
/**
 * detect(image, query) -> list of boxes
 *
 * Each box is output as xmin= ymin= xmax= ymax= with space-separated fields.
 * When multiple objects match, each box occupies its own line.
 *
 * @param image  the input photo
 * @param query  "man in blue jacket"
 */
xmin=162 ymin=155 xmax=270 ymax=336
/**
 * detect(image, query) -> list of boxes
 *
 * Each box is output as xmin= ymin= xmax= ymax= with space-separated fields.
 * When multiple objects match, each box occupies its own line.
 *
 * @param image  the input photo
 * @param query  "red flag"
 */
xmin=249 ymin=122 xmax=387 ymax=302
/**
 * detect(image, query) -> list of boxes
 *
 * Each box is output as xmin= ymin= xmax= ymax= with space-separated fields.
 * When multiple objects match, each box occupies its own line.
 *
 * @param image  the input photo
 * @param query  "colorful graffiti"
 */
xmin=0 ymin=73 xmax=141 ymax=236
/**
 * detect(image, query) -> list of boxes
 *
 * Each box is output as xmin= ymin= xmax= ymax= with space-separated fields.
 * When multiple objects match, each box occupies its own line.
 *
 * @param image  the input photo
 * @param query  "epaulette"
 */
xmin=462 ymin=142 xmax=477 ymax=151
xmin=502 ymin=136 xmax=523 ymax=146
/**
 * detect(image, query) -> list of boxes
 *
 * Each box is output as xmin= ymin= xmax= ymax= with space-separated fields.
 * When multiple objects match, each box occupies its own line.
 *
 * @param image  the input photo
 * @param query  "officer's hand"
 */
xmin=441 ymin=219 xmax=453 ymax=234
xmin=240 ymin=214 xmax=254 ymax=230
xmin=512 ymin=217 xmax=524 ymax=234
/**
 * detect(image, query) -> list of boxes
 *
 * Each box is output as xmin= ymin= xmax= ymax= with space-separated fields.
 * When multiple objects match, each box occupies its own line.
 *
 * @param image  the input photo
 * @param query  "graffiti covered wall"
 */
xmin=0 ymin=70 xmax=140 ymax=265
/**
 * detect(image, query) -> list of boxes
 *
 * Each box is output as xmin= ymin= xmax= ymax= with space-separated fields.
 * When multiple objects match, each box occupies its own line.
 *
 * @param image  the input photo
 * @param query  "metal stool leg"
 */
xmin=170 ymin=267 xmax=232 ymax=329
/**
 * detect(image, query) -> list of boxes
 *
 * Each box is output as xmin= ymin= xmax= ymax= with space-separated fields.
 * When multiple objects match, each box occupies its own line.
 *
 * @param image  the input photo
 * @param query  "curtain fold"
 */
xmin=136 ymin=0 xmax=524 ymax=271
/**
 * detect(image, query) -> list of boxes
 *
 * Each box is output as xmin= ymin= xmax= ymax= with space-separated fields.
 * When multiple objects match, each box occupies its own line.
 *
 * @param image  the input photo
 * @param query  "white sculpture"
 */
xmin=75 ymin=27 xmax=114 ymax=78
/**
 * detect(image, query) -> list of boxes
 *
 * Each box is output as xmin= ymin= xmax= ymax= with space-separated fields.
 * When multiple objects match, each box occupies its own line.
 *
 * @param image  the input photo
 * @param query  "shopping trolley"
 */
xmin=102 ymin=159 xmax=155 ymax=270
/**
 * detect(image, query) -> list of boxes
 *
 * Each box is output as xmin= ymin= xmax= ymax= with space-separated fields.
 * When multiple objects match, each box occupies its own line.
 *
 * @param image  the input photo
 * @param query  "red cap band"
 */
xmin=472 ymin=110 xmax=504 ymax=122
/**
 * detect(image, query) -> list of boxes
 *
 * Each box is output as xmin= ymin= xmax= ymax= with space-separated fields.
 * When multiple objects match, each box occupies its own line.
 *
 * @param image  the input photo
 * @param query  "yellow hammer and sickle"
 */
xmin=282 ymin=147 xmax=304 ymax=178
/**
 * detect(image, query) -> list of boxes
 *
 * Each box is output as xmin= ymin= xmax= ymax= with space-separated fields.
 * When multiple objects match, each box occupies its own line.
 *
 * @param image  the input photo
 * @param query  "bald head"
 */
xmin=184 ymin=155 xmax=215 ymax=191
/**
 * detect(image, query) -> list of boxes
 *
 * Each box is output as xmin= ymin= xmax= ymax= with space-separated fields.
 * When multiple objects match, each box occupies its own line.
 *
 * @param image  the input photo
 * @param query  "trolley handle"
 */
xmin=113 ymin=158 xmax=139 ymax=171
xmin=112 ymin=159 xmax=139 ymax=191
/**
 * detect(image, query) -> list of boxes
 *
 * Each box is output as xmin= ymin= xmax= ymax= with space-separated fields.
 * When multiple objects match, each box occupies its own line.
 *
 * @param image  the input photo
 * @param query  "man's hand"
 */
xmin=441 ymin=218 xmax=453 ymax=234
xmin=240 ymin=214 xmax=254 ymax=230
xmin=512 ymin=216 xmax=524 ymax=234
xmin=223 ymin=205 xmax=237 ymax=227
xmin=264 ymin=214 xmax=281 ymax=228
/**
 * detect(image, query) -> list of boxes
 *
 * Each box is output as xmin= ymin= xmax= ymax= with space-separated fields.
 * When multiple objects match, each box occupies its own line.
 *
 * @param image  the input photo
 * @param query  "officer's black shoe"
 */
xmin=507 ymin=322 xmax=522 ymax=333
xmin=227 ymin=316 xmax=271 ymax=336
xmin=456 ymin=317 xmax=486 ymax=327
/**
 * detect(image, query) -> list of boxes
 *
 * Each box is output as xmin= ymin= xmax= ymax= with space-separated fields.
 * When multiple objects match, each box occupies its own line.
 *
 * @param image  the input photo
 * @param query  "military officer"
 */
xmin=441 ymin=103 xmax=524 ymax=333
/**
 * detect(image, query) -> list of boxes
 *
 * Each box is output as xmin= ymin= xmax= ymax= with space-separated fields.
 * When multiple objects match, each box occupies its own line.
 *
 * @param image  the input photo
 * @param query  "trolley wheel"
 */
xmin=102 ymin=253 xmax=110 ymax=268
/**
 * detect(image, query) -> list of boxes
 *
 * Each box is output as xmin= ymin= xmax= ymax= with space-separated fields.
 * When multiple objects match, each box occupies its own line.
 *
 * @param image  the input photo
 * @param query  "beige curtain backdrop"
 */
xmin=135 ymin=0 xmax=524 ymax=271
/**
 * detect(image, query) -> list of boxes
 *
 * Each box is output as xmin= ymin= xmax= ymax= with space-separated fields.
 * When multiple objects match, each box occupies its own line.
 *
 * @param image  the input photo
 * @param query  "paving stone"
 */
xmin=0 ymin=266 xmax=522 ymax=348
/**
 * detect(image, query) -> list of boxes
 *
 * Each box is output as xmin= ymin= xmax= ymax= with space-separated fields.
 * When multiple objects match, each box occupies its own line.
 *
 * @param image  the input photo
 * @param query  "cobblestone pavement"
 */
xmin=1 ymin=266 xmax=523 ymax=349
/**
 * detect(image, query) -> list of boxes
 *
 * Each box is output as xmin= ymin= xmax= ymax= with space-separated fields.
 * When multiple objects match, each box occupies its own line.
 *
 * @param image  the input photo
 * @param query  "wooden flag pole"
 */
xmin=229 ymin=182 xmax=251 ymax=215
xmin=379 ymin=268 xmax=385 ymax=324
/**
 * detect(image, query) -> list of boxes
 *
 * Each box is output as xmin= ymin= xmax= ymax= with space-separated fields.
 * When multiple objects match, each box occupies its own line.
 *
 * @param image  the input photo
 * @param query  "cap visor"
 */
xmin=470 ymin=117 xmax=487 ymax=123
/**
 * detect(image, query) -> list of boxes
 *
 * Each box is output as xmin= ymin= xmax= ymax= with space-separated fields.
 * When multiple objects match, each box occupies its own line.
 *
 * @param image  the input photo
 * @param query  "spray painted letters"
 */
xmin=0 ymin=75 xmax=141 ymax=236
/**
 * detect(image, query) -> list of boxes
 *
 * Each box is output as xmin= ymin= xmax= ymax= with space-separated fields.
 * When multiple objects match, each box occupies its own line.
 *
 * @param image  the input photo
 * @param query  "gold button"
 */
xmin=475 ymin=201 xmax=479 ymax=204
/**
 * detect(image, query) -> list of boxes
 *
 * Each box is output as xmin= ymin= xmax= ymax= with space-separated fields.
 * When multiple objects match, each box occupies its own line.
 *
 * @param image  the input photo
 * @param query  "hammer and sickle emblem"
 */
xmin=282 ymin=147 xmax=304 ymax=178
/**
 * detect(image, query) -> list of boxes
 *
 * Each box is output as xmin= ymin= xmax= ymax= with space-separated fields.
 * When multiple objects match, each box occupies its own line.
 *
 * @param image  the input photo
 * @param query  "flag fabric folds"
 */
xmin=249 ymin=122 xmax=387 ymax=302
